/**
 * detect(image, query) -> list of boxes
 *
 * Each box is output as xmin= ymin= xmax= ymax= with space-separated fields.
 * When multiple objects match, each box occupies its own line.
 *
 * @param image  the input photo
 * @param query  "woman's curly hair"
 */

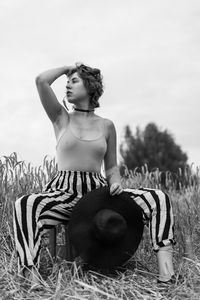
xmin=67 ymin=63 xmax=104 ymax=108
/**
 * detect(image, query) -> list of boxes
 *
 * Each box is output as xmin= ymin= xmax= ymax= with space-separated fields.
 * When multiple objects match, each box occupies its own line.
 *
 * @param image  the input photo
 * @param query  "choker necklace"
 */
xmin=74 ymin=108 xmax=94 ymax=113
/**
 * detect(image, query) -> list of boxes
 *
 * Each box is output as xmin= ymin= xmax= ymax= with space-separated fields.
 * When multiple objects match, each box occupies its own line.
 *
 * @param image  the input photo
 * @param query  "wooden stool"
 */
xmin=48 ymin=226 xmax=76 ymax=261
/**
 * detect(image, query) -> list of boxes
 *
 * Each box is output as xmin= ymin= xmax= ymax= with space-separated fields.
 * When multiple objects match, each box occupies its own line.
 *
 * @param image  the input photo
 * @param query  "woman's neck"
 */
xmin=74 ymin=107 xmax=94 ymax=113
xmin=72 ymin=105 xmax=95 ymax=115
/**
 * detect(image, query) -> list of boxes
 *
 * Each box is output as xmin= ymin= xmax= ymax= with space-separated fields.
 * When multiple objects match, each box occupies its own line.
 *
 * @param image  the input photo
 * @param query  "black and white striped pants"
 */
xmin=13 ymin=170 xmax=175 ymax=269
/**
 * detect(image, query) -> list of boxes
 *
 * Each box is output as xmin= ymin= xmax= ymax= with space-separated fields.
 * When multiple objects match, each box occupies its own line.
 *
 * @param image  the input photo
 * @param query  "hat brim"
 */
xmin=68 ymin=187 xmax=144 ymax=268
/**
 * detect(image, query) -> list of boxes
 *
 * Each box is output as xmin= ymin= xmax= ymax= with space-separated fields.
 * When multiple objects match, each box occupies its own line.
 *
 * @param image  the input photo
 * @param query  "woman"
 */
xmin=13 ymin=63 xmax=175 ymax=286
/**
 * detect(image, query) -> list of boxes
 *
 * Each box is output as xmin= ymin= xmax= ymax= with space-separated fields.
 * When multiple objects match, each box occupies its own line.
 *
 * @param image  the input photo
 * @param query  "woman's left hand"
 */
xmin=109 ymin=183 xmax=123 ymax=196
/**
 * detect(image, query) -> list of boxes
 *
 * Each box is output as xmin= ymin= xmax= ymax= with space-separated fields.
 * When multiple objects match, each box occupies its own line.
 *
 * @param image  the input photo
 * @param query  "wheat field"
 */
xmin=0 ymin=152 xmax=200 ymax=299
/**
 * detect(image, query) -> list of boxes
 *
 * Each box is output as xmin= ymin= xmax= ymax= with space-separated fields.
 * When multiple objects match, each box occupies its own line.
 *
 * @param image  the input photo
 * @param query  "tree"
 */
xmin=120 ymin=123 xmax=188 ymax=173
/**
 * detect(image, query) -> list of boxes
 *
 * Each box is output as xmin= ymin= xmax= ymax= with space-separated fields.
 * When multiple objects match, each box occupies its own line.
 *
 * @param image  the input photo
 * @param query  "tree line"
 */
xmin=119 ymin=123 xmax=195 ymax=189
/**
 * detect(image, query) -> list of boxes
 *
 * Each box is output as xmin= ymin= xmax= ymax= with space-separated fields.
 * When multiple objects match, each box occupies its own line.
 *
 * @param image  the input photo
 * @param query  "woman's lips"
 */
xmin=67 ymin=91 xmax=73 ymax=96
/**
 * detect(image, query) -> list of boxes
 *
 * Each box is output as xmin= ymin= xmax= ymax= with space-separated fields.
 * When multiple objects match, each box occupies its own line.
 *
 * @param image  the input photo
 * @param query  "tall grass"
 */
xmin=0 ymin=152 xmax=200 ymax=299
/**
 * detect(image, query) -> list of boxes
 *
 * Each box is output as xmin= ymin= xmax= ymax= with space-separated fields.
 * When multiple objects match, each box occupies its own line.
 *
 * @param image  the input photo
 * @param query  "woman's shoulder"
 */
xmin=95 ymin=115 xmax=115 ymax=127
xmin=95 ymin=114 xmax=115 ymax=126
xmin=102 ymin=117 xmax=115 ymax=130
xmin=95 ymin=115 xmax=116 ymax=139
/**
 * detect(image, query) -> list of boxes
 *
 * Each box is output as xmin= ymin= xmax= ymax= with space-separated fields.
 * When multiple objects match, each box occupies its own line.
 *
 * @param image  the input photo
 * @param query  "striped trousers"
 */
xmin=13 ymin=170 xmax=175 ymax=269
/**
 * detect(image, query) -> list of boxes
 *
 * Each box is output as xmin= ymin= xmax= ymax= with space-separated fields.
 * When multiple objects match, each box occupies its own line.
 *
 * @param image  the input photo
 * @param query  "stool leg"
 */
xmin=65 ymin=226 xmax=76 ymax=261
xmin=49 ymin=227 xmax=57 ymax=258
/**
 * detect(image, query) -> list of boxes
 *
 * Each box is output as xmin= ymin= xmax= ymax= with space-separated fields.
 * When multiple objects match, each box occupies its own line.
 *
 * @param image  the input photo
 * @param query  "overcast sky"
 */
xmin=1 ymin=0 xmax=200 ymax=168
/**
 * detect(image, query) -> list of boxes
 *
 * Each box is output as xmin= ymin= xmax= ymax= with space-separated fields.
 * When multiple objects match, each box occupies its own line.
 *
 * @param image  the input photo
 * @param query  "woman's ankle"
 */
xmin=157 ymin=244 xmax=175 ymax=282
xmin=23 ymin=266 xmax=41 ymax=285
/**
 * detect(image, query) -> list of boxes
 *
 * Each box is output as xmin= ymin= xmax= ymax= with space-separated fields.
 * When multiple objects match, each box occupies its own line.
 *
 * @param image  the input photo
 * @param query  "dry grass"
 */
xmin=0 ymin=152 xmax=200 ymax=299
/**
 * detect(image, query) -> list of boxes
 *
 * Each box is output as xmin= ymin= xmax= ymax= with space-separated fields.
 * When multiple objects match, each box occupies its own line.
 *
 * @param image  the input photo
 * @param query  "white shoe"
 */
xmin=157 ymin=244 xmax=175 ymax=282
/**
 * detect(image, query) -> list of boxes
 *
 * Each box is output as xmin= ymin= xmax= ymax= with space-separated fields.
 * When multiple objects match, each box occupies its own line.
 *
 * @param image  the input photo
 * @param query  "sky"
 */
xmin=0 ymin=0 xmax=200 ymax=168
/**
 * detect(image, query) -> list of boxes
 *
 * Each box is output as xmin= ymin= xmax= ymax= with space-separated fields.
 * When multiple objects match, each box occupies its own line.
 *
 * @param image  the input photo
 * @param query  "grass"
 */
xmin=0 ymin=152 xmax=200 ymax=299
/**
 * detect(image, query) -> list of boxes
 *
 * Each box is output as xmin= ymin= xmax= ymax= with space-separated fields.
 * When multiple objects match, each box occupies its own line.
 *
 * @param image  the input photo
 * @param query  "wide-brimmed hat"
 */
xmin=68 ymin=186 xmax=144 ymax=269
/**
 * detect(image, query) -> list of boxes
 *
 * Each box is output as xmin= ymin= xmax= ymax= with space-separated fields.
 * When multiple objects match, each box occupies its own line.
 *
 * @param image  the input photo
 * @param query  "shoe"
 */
xmin=157 ymin=244 xmax=175 ymax=283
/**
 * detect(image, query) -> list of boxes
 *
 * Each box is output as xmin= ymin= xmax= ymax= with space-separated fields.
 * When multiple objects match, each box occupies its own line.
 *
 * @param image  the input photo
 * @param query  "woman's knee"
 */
xmin=14 ymin=194 xmax=32 ymax=211
xmin=15 ymin=195 xmax=24 ymax=207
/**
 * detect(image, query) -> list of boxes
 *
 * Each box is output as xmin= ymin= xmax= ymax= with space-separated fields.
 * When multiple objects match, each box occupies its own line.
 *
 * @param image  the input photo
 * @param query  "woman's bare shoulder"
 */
xmin=103 ymin=117 xmax=115 ymax=129
xmin=95 ymin=115 xmax=116 ymax=139
xmin=95 ymin=114 xmax=114 ymax=125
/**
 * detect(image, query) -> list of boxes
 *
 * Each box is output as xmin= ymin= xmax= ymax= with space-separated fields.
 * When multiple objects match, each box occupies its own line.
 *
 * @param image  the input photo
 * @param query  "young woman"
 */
xmin=13 ymin=63 xmax=176 ymax=286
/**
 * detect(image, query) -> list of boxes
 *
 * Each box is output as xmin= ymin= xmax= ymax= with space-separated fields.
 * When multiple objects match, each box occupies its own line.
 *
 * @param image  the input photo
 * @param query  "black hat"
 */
xmin=68 ymin=186 xmax=144 ymax=269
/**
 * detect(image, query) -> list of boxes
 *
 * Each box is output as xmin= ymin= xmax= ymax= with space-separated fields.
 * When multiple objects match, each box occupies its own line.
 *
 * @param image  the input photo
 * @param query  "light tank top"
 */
xmin=56 ymin=116 xmax=107 ymax=172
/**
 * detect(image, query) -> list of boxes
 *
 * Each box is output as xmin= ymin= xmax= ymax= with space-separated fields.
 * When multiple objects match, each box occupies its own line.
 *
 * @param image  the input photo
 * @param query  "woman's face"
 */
xmin=66 ymin=72 xmax=89 ymax=104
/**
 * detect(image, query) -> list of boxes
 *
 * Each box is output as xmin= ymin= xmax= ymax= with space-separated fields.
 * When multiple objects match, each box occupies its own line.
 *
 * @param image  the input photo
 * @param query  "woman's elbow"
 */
xmin=35 ymin=75 xmax=46 ymax=86
xmin=35 ymin=75 xmax=41 ymax=85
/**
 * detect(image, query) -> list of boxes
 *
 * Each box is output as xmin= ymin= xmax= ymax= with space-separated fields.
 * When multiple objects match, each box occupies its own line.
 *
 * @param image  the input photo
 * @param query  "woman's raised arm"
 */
xmin=35 ymin=66 xmax=73 ymax=123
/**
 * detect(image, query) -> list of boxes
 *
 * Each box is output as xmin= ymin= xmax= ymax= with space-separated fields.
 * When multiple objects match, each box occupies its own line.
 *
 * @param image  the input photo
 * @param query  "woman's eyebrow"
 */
xmin=72 ymin=77 xmax=79 ymax=82
xmin=72 ymin=77 xmax=78 ymax=80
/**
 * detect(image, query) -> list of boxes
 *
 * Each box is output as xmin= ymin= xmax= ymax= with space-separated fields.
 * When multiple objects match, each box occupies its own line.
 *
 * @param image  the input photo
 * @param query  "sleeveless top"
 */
xmin=56 ymin=116 xmax=107 ymax=172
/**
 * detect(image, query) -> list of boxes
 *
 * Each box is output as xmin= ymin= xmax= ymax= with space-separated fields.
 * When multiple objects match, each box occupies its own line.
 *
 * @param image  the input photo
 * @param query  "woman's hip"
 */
xmin=44 ymin=170 xmax=108 ymax=195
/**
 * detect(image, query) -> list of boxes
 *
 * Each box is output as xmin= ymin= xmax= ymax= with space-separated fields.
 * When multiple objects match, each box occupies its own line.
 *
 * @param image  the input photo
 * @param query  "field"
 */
xmin=0 ymin=152 xmax=200 ymax=299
